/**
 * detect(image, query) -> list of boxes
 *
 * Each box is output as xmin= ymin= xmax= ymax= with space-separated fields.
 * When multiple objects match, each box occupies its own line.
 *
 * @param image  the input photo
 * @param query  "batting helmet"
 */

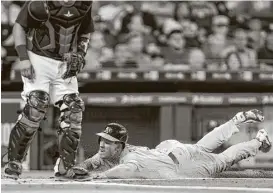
xmin=96 ymin=123 xmax=128 ymax=144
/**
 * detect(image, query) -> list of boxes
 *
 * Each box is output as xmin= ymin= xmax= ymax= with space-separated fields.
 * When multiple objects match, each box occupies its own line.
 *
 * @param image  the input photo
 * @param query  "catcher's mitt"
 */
xmin=62 ymin=52 xmax=85 ymax=79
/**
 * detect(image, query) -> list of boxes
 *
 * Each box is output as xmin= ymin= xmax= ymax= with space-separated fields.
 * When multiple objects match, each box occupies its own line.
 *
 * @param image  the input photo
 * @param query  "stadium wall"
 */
xmin=1 ymin=92 xmax=273 ymax=170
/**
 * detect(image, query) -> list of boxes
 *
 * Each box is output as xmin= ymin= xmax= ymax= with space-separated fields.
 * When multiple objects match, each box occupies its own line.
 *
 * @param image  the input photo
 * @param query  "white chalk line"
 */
xmin=2 ymin=177 xmax=273 ymax=184
xmin=2 ymin=181 xmax=273 ymax=192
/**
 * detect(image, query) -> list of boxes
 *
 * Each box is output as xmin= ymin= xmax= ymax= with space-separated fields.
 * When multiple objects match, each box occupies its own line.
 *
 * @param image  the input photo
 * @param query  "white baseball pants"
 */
xmin=21 ymin=51 xmax=78 ymax=104
xmin=157 ymin=120 xmax=261 ymax=177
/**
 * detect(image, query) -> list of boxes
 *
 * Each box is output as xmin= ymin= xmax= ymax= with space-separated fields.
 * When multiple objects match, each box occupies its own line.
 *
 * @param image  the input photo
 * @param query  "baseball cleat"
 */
xmin=3 ymin=161 xmax=22 ymax=180
xmin=256 ymin=129 xmax=272 ymax=153
xmin=232 ymin=109 xmax=264 ymax=125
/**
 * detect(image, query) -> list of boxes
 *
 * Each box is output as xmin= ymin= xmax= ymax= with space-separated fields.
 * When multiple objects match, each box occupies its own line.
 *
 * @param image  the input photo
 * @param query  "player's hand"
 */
xmin=18 ymin=60 xmax=35 ymax=80
xmin=72 ymin=166 xmax=89 ymax=177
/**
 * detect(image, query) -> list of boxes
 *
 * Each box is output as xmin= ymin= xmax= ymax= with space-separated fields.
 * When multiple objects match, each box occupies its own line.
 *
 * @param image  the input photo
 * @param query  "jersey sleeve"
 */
xmin=15 ymin=1 xmax=45 ymax=29
xmin=78 ymin=153 xmax=101 ymax=170
xmin=78 ymin=2 xmax=94 ymax=35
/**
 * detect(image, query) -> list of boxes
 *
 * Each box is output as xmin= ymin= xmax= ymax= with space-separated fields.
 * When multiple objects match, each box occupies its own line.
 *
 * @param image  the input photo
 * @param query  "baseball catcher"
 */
xmin=71 ymin=109 xmax=271 ymax=179
xmin=3 ymin=0 xmax=93 ymax=179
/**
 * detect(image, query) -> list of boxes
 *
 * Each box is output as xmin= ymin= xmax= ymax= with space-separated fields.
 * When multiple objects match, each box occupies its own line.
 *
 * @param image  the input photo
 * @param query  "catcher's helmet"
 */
xmin=96 ymin=123 xmax=128 ymax=144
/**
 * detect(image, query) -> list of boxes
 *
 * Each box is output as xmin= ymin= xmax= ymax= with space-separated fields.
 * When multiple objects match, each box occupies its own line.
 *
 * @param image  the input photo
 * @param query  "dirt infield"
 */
xmin=3 ymin=169 xmax=272 ymax=179
xmin=2 ymin=179 xmax=273 ymax=193
xmin=2 ymin=170 xmax=273 ymax=193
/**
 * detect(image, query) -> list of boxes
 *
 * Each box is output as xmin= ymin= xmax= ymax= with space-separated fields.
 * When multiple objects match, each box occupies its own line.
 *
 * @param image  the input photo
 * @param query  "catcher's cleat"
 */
xmin=3 ymin=161 xmax=22 ymax=180
xmin=256 ymin=129 xmax=272 ymax=153
xmin=232 ymin=109 xmax=264 ymax=125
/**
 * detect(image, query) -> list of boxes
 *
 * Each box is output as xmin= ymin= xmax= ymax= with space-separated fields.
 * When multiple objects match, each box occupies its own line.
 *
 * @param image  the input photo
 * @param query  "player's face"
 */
xmin=128 ymin=36 xmax=144 ymax=53
xmin=99 ymin=138 xmax=122 ymax=159
xmin=128 ymin=15 xmax=144 ymax=33
xmin=234 ymin=31 xmax=247 ymax=49
xmin=168 ymin=33 xmax=185 ymax=50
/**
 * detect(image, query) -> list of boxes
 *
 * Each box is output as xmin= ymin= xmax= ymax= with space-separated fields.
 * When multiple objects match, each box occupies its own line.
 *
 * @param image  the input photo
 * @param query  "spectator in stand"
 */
xmin=140 ymin=1 xmax=175 ymax=29
xmin=93 ymin=15 xmax=116 ymax=48
xmin=126 ymin=33 xmax=150 ymax=68
xmin=188 ymin=48 xmax=206 ymax=70
xmin=173 ymin=2 xmax=191 ymax=29
xmin=203 ymin=15 xmax=232 ymax=65
xmin=144 ymin=43 xmax=165 ymax=69
xmin=247 ymin=18 xmax=266 ymax=51
xmin=184 ymin=22 xmax=205 ymax=48
xmin=213 ymin=1 xmax=231 ymax=17
xmin=100 ymin=47 xmax=116 ymax=68
xmin=221 ymin=28 xmax=258 ymax=70
xmin=173 ymin=2 xmax=204 ymax=48
xmin=161 ymin=19 xmax=189 ymax=70
xmin=118 ymin=10 xmax=157 ymax=46
xmin=96 ymin=2 xmax=134 ymax=35
xmin=1 ymin=1 xmax=22 ymax=81
xmin=187 ymin=1 xmax=218 ymax=33
xmin=84 ymin=31 xmax=106 ymax=70
xmin=258 ymin=25 xmax=273 ymax=70
xmin=113 ymin=43 xmax=138 ymax=69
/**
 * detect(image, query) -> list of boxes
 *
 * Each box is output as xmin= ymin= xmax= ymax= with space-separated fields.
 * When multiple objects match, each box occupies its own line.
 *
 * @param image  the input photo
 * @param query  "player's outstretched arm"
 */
xmin=94 ymin=163 xmax=138 ymax=179
xmin=72 ymin=153 xmax=102 ymax=178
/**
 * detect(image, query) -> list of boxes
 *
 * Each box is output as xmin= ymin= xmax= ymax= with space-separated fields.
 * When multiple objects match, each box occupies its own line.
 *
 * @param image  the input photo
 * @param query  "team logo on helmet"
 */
xmin=105 ymin=127 xmax=113 ymax=134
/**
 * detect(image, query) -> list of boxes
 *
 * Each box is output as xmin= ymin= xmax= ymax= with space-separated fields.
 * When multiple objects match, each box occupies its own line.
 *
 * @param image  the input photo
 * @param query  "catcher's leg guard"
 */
xmin=55 ymin=93 xmax=84 ymax=175
xmin=4 ymin=90 xmax=49 ymax=178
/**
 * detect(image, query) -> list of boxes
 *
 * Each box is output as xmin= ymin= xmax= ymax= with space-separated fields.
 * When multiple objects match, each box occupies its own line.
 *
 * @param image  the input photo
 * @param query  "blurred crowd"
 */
xmin=2 ymin=1 xmax=273 ymax=81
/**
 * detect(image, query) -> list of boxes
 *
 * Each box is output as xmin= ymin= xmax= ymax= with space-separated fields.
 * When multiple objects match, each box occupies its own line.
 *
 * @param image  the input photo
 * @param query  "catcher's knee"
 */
xmin=58 ymin=93 xmax=85 ymax=131
xmin=22 ymin=90 xmax=50 ymax=123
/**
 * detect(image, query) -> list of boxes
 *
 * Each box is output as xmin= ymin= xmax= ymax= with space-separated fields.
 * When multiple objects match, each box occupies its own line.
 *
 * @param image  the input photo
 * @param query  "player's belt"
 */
xmin=168 ymin=152 xmax=179 ymax=165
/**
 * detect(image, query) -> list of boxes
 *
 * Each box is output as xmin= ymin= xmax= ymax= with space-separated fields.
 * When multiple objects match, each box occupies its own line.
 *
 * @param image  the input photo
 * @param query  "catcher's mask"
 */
xmin=97 ymin=123 xmax=128 ymax=148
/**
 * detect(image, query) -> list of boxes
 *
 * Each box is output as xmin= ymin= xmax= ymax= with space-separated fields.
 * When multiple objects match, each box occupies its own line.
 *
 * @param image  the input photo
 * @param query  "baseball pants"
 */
xmin=21 ymin=51 xmax=79 ymax=104
xmin=157 ymin=120 xmax=261 ymax=177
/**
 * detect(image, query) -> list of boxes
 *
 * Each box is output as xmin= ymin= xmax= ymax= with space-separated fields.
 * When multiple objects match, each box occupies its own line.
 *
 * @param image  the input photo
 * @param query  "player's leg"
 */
xmin=51 ymin=74 xmax=85 ymax=177
xmin=3 ymin=91 xmax=49 ymax=179
xmin=195 ymin=109 xmax=264 ymax=153
xmin=212 ymin=129 xmax=271 ymax=174
xmin=3 ymin=52 xmax=52 ymax=179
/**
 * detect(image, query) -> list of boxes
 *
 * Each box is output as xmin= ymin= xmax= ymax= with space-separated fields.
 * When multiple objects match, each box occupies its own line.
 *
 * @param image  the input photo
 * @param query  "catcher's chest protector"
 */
xmin=32 ymin=1 xmax=92 ymax=55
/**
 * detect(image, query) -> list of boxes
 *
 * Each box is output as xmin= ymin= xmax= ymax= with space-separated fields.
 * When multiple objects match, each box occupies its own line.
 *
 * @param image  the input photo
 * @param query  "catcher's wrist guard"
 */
xmin=77 ymin=36 xmax=90 ymax=57
xmin=15 ymin=45 xmax=29 ymax=61
xmin=62 ymin=52 xmax=85 ymax=79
